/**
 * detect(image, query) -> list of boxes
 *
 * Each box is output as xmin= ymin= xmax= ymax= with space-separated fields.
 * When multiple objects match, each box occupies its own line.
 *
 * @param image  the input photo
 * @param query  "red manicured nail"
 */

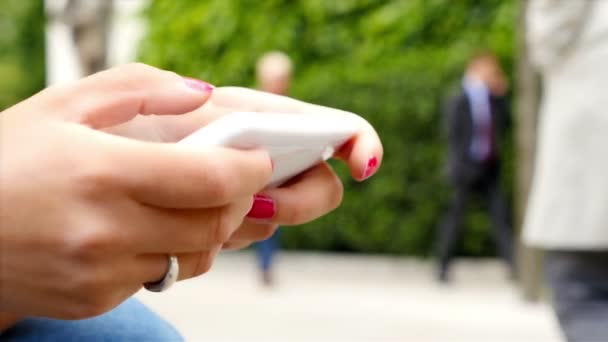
xmin=183 ymin=77 xmax=215 ymax=93
xmin=247 ymin=194 xmax=275 ymax=220
xmin=362 ymin=156 xmax=378 ymax=180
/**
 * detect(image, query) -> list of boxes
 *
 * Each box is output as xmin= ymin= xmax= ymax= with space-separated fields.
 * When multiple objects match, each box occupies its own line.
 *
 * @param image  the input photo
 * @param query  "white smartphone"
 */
xmin=178 ymin=112 xmax=359 ymax=188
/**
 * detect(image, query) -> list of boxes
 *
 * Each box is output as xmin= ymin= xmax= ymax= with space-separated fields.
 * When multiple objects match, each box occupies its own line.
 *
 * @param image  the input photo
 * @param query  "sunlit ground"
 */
xmin=136 ymin=252 xmax=562 ymax=342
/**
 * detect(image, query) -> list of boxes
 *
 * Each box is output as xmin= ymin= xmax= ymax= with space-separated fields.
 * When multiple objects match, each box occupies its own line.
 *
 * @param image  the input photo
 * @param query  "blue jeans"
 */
xmin=256 ymin=230 xmax=280 ymax=271
xmin=0 ymin=298 xmax=182 ymax=341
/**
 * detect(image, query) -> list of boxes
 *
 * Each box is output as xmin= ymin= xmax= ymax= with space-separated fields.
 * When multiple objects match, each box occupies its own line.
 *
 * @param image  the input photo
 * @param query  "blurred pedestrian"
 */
xmin=437 ymin=52 xmax=515 ymax=283
xmin=61 ymin=0 xmax=112 ymax=74
xmin=524 ymin=1 xmax=608 ymax=340
xmin=255 ymin=51 xmax=293 ymax=286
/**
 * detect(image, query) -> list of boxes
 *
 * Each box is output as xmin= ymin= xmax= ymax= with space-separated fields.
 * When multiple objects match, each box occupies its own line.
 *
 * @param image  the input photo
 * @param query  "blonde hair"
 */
xmin=256 ymin=51 xmax=293 ymax=79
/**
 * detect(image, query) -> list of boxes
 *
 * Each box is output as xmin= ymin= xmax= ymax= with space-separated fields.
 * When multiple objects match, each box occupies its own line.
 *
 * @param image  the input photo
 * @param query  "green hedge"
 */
xmin=0 ymin=0 xmax=45 ymax=110
xmin=140 ymin=0 xmax=516 ymax=256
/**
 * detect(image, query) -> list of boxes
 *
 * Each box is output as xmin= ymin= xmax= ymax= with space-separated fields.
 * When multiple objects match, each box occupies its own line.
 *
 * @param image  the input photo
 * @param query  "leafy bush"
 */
xmin=0 ymin=0 xmax=45 ymax=110
xmin=140 ymin=0 xmax=516 ymax=256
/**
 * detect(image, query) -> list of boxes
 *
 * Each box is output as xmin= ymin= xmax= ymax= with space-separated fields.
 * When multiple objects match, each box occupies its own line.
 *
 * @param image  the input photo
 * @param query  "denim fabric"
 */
xmin=1 ymin=297 xmax=182 ymax=342
xmin=256 ymin=230 xmax=280 ymax=271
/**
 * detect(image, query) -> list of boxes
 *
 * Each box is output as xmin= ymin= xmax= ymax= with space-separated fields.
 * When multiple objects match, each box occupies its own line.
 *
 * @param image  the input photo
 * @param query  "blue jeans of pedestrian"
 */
xmin=256 ymin=229 xmax=280 ymax=271
xmin=0 ymin=297 xmax=182 ymax=342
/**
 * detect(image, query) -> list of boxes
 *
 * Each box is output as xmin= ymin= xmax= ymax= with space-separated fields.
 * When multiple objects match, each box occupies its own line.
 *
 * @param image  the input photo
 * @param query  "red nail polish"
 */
xmin=183 ymin=77 xmax=215 ymax=92
xmin=247 ymin=194 xmax=275 ymax=220
xmin=362 ymin=156 xmax=378 ymax=180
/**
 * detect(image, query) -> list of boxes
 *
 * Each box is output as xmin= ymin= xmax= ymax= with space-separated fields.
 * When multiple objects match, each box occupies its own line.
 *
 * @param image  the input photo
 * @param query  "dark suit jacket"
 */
xmin=444 ymin=87 xmax=510 ymax=185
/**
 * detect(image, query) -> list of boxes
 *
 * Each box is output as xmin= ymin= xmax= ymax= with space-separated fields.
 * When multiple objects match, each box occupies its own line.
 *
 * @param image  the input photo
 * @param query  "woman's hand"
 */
xmin=107 ymin=86 xmax=384 ymax=250
xmin=0 ymin=64 xmax=273 ymax=320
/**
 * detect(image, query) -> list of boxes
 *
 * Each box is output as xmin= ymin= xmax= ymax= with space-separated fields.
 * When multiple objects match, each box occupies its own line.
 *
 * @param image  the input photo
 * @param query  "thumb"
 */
xmin=39 ymin=63 xmax=214 ymax=129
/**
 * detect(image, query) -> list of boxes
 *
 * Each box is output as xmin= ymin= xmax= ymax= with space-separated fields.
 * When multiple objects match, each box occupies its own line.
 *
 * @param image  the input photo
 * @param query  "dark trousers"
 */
xmin=437 ymin=167 xmax=514 ymax=277
xmin=546 ymin=251 xmax=608 ymax=342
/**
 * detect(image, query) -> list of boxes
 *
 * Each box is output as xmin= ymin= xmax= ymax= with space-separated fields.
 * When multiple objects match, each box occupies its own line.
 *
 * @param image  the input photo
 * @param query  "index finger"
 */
xmin=94 ymin=131 xmax=273 ymax=208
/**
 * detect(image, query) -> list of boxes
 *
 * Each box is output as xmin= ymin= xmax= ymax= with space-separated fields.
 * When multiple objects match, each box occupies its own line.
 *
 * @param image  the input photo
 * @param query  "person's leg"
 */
xmin=484 ymin=176 xmax=515 ymax=273
xmin=256 ymin=229 xmax=280 ymax=286
xmin=0 ymin=297 xmax=182 ymax=342
xmin=546 ymin=251 xmax=608 ymax=342
xmin=437 ymin=185 xmax=469 ymax=282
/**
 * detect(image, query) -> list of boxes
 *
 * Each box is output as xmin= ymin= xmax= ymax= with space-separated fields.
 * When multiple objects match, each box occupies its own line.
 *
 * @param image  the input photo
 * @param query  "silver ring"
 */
xmin=144 ymin=255 xmax=179 ymax=292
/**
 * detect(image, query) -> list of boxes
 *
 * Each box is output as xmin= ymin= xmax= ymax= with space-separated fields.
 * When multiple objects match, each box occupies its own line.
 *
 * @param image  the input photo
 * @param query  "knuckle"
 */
xmin=209 ymin=208 xmax=234 ymax=244
xmin=73 ymin=162 xmax=116 ymax=199
xmin=163 ymin=70 xmax=182 ymax=82
xmin=192 ymin=252 xmax=214 ymax=277
xmin=64 ymin=224 xmax=115 ymax=259
xmin=203 ymin=166 xmax=235 ymax=203
xmin=255 ymin=157 xmax=273 ymax=186
xmin=118 ymin=63 xmax=179 ymax=89
xmin=122 ymin=62 xmax=155 ymax=76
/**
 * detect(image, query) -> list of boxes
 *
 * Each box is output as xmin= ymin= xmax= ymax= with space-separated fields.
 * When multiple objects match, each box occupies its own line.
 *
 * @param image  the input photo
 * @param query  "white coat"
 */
xmin=524 ymin=0 xmax=608 ymax=249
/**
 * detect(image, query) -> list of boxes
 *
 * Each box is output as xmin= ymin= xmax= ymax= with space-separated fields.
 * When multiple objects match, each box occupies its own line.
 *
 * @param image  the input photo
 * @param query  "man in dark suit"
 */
xmin=437 ymin=52 xmax=514 ymax=283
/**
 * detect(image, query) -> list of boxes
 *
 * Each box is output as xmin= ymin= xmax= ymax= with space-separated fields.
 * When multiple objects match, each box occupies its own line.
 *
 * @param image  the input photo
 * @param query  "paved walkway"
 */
xmin=136 ymin=252 xmax=562 ymax=341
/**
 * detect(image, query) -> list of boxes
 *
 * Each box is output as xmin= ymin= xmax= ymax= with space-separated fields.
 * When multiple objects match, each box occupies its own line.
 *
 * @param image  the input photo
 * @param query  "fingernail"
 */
xmin=362 ymin=156 xmax=379 ymax=180
xmin=183 ymin=77 xmax=215 ymax=93
xmin=247 ymin=194 xmax=275 ymax=220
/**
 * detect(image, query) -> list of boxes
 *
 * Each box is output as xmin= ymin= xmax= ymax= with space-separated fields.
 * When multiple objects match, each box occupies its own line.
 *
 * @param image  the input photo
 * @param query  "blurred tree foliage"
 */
xmin=0 ymin=0 xmax=45 ymax=110
xmin=140 ymin=0 xmax=516 ymax=256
